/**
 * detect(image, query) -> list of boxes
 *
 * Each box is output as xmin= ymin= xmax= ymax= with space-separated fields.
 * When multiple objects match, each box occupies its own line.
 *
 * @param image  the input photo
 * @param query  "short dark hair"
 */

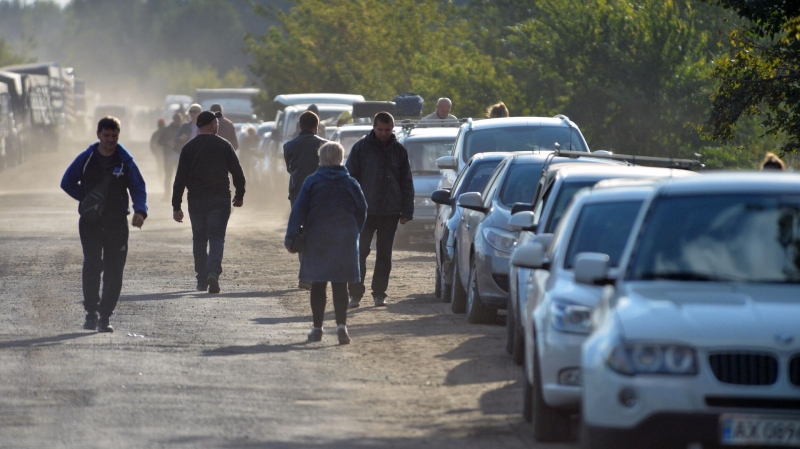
xmin=373 ymin=111 xmax=394 ymax=126
xmin=487 ymin=102 xmax=509 ymax=118
xmin=298 ymin=111 xmax=320 ymax=131
xmin=97 ymin=116 xmax=121 ymax=133
xmin=209 ymin=103 xmax=223 ymax=113
xmin=306 ymin=104 xmax=320 ymax=114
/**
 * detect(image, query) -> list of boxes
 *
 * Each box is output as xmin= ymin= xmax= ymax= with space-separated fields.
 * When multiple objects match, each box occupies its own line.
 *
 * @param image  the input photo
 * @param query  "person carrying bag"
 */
xmin=284 ymin=142 xmax=367 ymax=345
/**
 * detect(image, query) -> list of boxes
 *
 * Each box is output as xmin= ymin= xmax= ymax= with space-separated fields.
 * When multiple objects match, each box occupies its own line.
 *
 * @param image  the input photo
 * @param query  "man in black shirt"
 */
xmin=284 ymin=111 xmax=327 ymax=207
xmin=172 ymin=110 xmax=246 ymax=293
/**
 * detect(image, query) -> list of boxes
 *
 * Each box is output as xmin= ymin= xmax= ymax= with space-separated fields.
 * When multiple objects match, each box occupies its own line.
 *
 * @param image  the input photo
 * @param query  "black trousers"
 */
xmin=310 ymin=282 xmax=348 ymax=328
xmin=348 ymin=214 xmax=400 ymax=300
xmin=79 ymin=215 xmax=129 ymax=318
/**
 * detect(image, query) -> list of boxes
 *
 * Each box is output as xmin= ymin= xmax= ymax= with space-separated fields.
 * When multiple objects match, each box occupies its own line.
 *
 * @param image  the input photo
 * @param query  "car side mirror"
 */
xmin=430 ymin=189 xmax=452 ymax=206
xmin=508 ymin=211 xmax=535 ymax=231
xmin=574 ymin=252 xmax=610 ymax=285
xmin=511 ymin=242 xmax=548 ymax=269
xmin=511 ymin=202 xmax=533 ymax=215
xmin=457 ymin=192 xmax=486 ymax=213
xmin=436 ymin=156 xmax=457 ymax=170
xmin=532 ymin=233 xmax=554 ymax=252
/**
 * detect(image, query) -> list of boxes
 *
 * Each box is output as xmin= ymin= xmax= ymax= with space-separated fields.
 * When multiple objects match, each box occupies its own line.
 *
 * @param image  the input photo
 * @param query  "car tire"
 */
xmin=440 ymin=261 xmax=452 ymax=303
xmin=512 ymin=311 xmax=525 ymax=366
xmin=466 ymin=257 xmax=497 ymax=324
xmin=450 ymin=254 xmax=467 ymax=314
xmin=434 ymin=266 xmax=442 ymax=299
xmin=531 ymin=344 xmax=572 ymax=442
xmin=505 ymin=297 xmax=515 ymax=355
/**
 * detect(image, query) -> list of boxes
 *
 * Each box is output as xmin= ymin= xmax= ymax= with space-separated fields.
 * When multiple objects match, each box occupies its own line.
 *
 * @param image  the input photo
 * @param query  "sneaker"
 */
xmin=348 ymin=297 xmax=361 ymax=309
xmin=307 ymin=327 xmax=323 ymax=342
xmin=298 ymin=281 xmax=312 ymax=290
xmin=207 ymin=272 xmax=220 ymax=294
xmin=83 ymin=312 xmax=98 ymax=330
xmin=337 ymin=327 xmax=351 ymax=345
xmin=97 ymin=316 xmax=114 ymax=333
xmin=373 ymin=295 xmax=387 ymax=307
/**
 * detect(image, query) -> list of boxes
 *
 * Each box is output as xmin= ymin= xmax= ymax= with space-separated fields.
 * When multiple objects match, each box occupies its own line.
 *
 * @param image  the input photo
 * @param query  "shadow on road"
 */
xmin=201 ymin=341 xmax=325 ymax=356
xmin=0 ymin=332 xmax=95 ymax=348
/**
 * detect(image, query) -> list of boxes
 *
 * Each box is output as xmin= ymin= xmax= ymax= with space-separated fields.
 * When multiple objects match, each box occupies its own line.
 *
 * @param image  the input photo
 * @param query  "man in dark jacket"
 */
xmin=61 ymin=116 xmax=148 ymax=333
xmin=172 ymin=103 xmax=202 ymax=154
xmin=158 ymin=113 xmax=183 ymax=199
xmin=284 ymin=111 xmax=327 ymax=206
xmin=210 ymin=103 xmax=238 ymax=150
xmin=345 ymin=112 xmax=414 ymax=307
xmin=172 ymin=110 xmax=246 ymax=294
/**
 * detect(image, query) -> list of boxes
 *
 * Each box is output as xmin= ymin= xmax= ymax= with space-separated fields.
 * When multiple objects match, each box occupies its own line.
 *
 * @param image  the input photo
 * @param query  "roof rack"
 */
xmin=397 ymin=118 xmax=468 ymax=132
xmin=545 ymin=149 xmax=705 ymax=171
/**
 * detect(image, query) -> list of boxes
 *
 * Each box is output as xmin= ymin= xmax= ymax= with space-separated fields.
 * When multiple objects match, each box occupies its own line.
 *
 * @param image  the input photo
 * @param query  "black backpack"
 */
xmin=392 ymin=93 xmax=424 ymax=117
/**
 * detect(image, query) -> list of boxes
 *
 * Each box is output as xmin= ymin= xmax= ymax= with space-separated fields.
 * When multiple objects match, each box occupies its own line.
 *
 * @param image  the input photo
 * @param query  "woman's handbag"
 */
xmin=288 ymin=184 xmax=335 ymax=254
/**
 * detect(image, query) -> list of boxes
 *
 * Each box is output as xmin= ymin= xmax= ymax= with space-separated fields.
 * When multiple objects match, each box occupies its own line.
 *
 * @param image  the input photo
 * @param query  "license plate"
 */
xmin=720 ymin=414 xmax=800 ymax=447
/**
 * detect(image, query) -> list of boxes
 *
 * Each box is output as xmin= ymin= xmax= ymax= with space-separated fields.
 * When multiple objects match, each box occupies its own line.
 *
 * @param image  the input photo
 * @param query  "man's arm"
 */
xmin=345 ymin=141 xmax=362 ymax=182
xmin=398 ymin=146 xmax=415 ymax=221
xmin=126 ymin=160 xmax=148 ymax=220
xmin=60 ymin=153 xmax=87 ymax=201
xmin=172 ymin=145 xmax=190 ymax=211
xmin=227 ymin=143 xmax=246 ymax=202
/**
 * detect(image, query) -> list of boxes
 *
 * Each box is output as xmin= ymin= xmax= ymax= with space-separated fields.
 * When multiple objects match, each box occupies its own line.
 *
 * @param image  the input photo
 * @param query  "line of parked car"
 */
xmin=400 ymin=114 xmax=800 ymax=448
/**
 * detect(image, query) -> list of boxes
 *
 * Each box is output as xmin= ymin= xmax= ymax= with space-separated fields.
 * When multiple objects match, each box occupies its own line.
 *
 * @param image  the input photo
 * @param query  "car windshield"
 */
xmin=545 ymin=180 xmax=598 ymax=233
xmin=463 ymin=126 xmax=586 ymax=161
xmin=338 ymin=132 xmax=367 ymax=154
xmin=627 ymin=194 xmax=800 ymax=283
xmin=406 ymin=139 xmax=455 ymax=173
xmin=564 ymin=200 xmax=643 ymax=269
xmin=460 ymin=160 xmax=503 ymax=195
xmin=285 ymin=108 xmax=346 ymax=138
xmin=199 ymin=98 xmax=252 ymax=115
xmin=498 ymin=163 xmax=545 ymax=207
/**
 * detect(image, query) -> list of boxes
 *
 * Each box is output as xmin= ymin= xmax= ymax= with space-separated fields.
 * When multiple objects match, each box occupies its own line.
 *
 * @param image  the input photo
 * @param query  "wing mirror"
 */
xmin=508 ymin=211 xmax=535 ymax=231
xmin=430 ymin=189 xmax=452 ymax=206
xmin=574 ymin=252 xmax=611 ymax=285
xmin=457 ymin=192 xmax=486 ymax=213
xmin=511 ymin=202 xmax=533 ymax=215
xmin=511 ymin=242 xmax=548 ymax=269
xmin=532 ymin=233 xmax=554 ymax=252
xmin=436 ymin=156 xmax=457 ymax=170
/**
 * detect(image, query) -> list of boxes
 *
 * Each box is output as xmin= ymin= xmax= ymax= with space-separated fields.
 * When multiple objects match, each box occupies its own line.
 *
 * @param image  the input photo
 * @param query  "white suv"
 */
xmin=436 ymin=115 xmax=590 ymax=189
xmin=577 ymin=173 xmax=800 ymax=449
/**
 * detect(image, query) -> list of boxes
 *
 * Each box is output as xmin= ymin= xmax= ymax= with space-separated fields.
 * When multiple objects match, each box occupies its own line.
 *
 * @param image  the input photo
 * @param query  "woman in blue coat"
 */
xmin=284 ymin=142 xmax=367 ymax=344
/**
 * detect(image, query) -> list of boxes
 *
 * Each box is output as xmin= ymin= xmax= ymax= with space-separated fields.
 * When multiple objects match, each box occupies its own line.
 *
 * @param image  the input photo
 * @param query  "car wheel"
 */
xmin=434 ymin=265 xmax=442 ymax=299
xmin=512 ymin=306 xmax=525 ymax=366
xmin=450 ymin=254 xmax=467 ymax=314
xmin=505 ymin=297 xmax=515 ymax=354
xmin=531 ymin=344 xmax=572 ymax=442
xmin=466 ymin=257 xmax=497 ymax=324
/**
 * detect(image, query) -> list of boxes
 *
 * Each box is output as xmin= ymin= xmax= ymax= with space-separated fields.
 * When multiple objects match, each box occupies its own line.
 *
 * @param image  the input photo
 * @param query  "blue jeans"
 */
xmin=188 ymin=194 xmax=231 ymax=283
xmin=79 ymin=215 xmax=128 ymax=318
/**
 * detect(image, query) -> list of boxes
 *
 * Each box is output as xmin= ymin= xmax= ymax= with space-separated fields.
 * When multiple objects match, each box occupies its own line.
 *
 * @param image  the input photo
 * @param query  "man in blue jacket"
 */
xmin=61 ymin=116 xmax=148 ymax=333
xmin=345 ymin=112 xmax=414 ymax=307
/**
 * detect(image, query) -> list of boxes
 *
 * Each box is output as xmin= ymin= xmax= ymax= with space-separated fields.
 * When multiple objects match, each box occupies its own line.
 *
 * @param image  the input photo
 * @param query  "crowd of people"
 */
xmin=59 ymin=97 xmax=789 ymax=342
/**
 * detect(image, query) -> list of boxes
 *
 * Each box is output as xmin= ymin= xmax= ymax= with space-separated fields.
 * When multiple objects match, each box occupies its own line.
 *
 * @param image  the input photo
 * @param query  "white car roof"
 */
xmin=658 ymin=171 xmax=800 ymax=195
xmin=273 ymin=93 xmax=365 ymax=107
xmin=401 ymin=127 xmax=460 ymax=140
xmin=465 ymin=116 xmax=579 ymax=130
xmin=554 ymin=164 xmax=697 ymax=182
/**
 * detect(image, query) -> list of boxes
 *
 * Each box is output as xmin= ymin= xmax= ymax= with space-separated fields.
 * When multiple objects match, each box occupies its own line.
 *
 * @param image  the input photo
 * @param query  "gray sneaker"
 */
xmin=307 ymin=328 xmax=323 ymax=342
xmin=373 ymin=295 xmax=387 ymax=307
xmin=97 ymin=316 xmax=114 ymax=333
xmin=348 ymin=297 xmax=361 ymax=309
xmin=337 ymin=327 xmax=351 ymax=345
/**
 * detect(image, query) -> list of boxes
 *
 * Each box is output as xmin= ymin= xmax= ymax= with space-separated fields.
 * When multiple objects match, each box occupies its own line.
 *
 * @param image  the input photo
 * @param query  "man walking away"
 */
xmin=61 ymin=116 xmax=148 ymax=333
xmin=210 ymin=103 xmax=238 ymax=150
xmin=345 ymin=111 xmax=414 ymax=307
xmin=158 ymin=113 xmax=183 ymax=200
xmin=172 ymin=110 xmax=246 ymax=293
xmin=150 ymin=118 xmax=166 ymax=184
xmin=284 ymin=111 xmax=327 ymax=207
xmin=421 ymin=98 xmax=457 ymax=123
xmin=172 ymin=103 xmax=202 ymax=153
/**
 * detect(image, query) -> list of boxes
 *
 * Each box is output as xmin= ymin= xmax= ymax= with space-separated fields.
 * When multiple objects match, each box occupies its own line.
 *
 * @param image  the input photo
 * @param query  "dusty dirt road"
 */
xmin=0 ymin=141 xmax=580 ymax=448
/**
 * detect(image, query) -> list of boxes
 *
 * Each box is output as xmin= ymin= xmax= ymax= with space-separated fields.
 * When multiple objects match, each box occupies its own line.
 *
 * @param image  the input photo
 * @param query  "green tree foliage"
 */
xmin=0 ymin=38 xmax=34 ymax=67
xmin=245 ymin=0 xmax=515 ymax=119
xmin=698 ymin=0 xmax=800 ymax=155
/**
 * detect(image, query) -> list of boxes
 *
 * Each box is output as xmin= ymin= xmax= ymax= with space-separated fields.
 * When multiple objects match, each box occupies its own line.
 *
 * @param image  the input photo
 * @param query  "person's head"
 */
xmin=435 ymin=98 xmax=452 ymax=118
xmin=486 ymin=102 xmax=509 ymax=118
xmin=761 ymin=152 xmax=786 ymax=171
xmin=306 ymin=104 xmax=320 ymax=115
xmin=195 ymin=110 xmax=221 ymax=135
xmin=372 ymin=112 xmax=395 ymax=143
xmin=209 ymin=103 xmax=223 ymax=115
xmin=298 ymin=110 xmax=320 ymax=132
xmin=187 ymin=103 xmax=202 ymax=123
xmin=318 ymin=141 xmax=345 ymax=167
xmin=247 ymin=126 xmax=257 ymax=136
xmin=96 ymin=116 xmax=121 ymax=152
xmin=172 ymin=112 xmax=183 ymax=125
xmin=157 ymin=118 xmax=166 ymax=128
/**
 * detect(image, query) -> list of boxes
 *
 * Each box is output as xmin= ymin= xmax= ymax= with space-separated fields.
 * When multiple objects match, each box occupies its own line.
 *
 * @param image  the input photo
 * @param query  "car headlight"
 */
xmin=550 ymin=300 xmax=593 ymax=334
xmin=482 ymin=227 xmax=518 ymax=253
xmin=606 ymin=343 xmax=697 ymax=376
xmin=414 ymin=197 xmax=434 ymax=207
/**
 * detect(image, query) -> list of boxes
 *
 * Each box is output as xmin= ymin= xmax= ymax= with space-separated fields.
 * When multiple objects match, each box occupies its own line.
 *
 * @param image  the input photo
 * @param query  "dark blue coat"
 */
xmin=284 ymin=166 xmax=367 ymax=283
